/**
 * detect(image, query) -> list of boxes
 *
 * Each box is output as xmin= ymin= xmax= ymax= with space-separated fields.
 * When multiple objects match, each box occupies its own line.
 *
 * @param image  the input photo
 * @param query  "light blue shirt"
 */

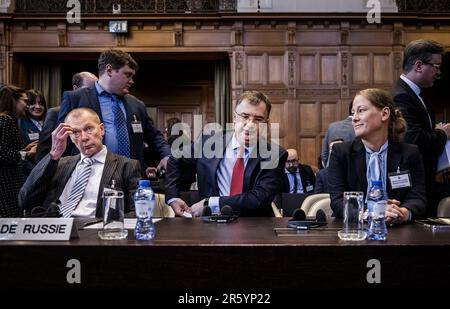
xmin=95 ymin=82 xmax=128 ymax=154
xmin=208 ymin=135 xmax=252 ymax=213
xmin=285 ymin=169 xmax=304 ymax=194
xmin=364 ymin=140 xmax=388 ymax=196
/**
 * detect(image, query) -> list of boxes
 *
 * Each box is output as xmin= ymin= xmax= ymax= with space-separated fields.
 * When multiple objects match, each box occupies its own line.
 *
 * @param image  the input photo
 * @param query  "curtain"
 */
xmin=28 ymin=63 xmax=62 ymax=108
xmin=214 ymin=60 xmax=231 ymax=127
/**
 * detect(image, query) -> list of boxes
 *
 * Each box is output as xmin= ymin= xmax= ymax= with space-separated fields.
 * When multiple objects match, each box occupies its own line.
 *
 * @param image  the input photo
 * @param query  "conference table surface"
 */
xmin=1 ymin=217 xmax=449 ymax=289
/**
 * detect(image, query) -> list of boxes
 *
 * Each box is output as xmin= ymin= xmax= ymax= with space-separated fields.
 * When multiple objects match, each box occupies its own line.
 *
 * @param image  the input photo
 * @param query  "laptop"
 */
xmin=281 ymin=193 xmax=311 ymax=217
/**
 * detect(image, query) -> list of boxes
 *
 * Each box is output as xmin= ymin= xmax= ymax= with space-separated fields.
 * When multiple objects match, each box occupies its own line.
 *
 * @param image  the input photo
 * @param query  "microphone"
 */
xmin=201 ymin=205 xmax=238 ymax=223
xmin=288 ymin=209 xmax=327 ymax=229
xmin=221 ymin=205 xmax=233 ymax=216
xmin=202 ymin=205 xmax=212 ymax=216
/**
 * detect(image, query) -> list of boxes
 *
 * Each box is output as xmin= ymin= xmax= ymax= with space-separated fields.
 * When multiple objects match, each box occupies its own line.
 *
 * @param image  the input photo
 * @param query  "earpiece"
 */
xmin=288 ymin=209 xmax=327 ymax=229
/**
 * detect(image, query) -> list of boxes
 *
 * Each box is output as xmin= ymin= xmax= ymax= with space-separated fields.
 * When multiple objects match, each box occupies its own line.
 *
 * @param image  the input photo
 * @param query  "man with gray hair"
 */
xmin=20 ymin=107 xmax=140 ymax=217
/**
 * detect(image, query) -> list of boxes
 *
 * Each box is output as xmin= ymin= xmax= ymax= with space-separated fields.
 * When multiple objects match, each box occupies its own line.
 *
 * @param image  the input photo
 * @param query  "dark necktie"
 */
xmin=292 ymin=173 xmax=298 ymax=193
xmin=111 ymin=95 xmax=130 ymax=157
xmin=419 ymin=91 xmax=433 ymax=129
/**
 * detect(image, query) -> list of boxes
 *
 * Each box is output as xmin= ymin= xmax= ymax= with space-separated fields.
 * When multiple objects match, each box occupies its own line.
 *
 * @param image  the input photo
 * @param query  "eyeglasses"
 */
xmin=286 ymin=159 xmax=298 ymax=165
xmin=422 ymin=61 xmax=441 ymax=70
xmin=234 ymin=111 xmax=267 ymax=124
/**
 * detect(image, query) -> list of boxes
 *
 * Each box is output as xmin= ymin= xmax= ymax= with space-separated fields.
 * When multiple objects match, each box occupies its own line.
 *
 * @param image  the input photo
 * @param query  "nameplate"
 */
xmin=0 ymin=218 xmax=78 ymax=241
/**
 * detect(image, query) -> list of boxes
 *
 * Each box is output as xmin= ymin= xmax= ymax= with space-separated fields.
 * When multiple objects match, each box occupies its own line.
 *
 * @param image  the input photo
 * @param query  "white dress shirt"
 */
xmin=58 ymin=146 xmax=107 ymax=217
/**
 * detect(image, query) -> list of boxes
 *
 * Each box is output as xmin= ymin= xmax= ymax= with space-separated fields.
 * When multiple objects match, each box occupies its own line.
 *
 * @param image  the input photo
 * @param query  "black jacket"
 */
xmin=328 ymin=138 xmax=426 ymax=219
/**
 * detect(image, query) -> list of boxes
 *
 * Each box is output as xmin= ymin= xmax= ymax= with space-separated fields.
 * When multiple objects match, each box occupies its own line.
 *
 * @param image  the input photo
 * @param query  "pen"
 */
xmin=83 ymin=219 xmax=103 ymax=228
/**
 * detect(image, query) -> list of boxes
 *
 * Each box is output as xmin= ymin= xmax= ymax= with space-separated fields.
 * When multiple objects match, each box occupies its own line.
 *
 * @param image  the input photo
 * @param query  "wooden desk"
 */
xmin=1 ymin=218 xmax=449 ymax=289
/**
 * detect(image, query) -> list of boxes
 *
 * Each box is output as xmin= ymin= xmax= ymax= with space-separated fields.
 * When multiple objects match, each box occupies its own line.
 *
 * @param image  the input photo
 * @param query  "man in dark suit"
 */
xmin=57 ymin=49 xmax=171 ymax=176
xmin=281 ymin=148 xmax=315 ymax=194
xmin=19 ymin=108 xmax=141 ymax=217
xmin=165 ymin=91 xmax=288 ymax=217
xmin=391 ymin=39 xmax=450 ymax=216
xmin=35 ymin=71 xmax=98 ymax=163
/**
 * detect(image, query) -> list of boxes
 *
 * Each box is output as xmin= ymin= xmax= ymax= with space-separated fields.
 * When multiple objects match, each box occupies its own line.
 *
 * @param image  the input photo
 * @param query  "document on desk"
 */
xmin=83 ymin=218 xmax=162 ymax=229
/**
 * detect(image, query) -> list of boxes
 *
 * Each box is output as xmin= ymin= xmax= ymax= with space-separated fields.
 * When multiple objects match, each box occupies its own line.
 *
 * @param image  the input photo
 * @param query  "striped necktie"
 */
xmin=60 ymin=157 xmax=94 ymax=218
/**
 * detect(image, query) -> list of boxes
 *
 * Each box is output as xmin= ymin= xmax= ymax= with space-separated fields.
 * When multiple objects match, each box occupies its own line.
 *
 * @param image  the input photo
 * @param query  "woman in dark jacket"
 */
xmin=18 ymin=89 xmax=47 ymax=145
xmin=328 ymin=88 xmax=427 ymax=224
xmin=18 ymin=89 xmax=47 ymax=176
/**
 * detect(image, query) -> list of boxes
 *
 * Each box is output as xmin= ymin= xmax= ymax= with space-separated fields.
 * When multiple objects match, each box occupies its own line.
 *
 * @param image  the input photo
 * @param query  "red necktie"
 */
xmin=230 ymin=147 xmax=245 ymax=196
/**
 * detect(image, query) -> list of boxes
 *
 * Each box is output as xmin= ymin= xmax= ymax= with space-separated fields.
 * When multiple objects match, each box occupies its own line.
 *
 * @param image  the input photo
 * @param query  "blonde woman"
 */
xmin=328 ymin=88 xmax=426 ymax=225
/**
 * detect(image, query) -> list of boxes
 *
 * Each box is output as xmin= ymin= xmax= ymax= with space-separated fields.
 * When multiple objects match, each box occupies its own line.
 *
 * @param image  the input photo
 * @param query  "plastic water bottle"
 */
xmin=134 ymin=180 xmax=155 ymax=240
xmin=367 ymin=180 xmax=388 ymax=241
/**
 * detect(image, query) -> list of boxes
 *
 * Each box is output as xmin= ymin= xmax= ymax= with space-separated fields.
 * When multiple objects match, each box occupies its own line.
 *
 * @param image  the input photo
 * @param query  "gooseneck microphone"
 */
xmin=201 ymin=205 xmax=238 ymax=223
xmin=288 ymin=209 xmax=327 ymax=229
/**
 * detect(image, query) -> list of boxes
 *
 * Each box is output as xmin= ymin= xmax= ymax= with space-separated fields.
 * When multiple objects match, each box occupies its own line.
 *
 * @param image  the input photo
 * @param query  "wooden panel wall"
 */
xmin=1 ymin=16 xmax=450 ymax=167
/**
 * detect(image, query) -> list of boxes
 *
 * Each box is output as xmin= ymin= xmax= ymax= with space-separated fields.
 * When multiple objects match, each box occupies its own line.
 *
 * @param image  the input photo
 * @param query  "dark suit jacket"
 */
xmin=328 ymin=139 xmax=427 ymax=219
xmin=314 ymin=168 xmax=329 ymax=194
xmin=58 ymin=87 xmax=171 ymax=168
xmin=281 ymin=164 xmax=316 ymax=194
xmin=19 ymin=150 xmax=141 ymax=217
xmin=165 ymin=131 xmax=288 ymax=217
xmin=321 ymin=116 xmax=355 ymax=166
xmin=35 ymin=106 xmax=60 ymax=163
xmin=391 ymin=78 xmax=447 ymax=213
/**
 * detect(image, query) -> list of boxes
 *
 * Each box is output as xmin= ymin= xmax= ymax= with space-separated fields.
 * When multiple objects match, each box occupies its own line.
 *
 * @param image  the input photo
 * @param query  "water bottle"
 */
xmin=367 ymin=180 xmax=388 ymax=241
xmin=134 ymin=180 xmax=155 ymax=240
